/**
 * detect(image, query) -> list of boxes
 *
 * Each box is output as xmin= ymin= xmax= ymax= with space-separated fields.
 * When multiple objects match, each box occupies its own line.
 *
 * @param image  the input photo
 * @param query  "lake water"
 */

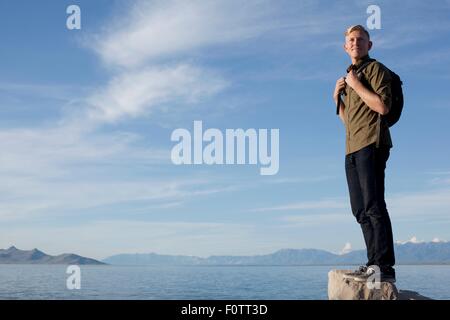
xmin=0 ymin=264 xmax=449 ymax=300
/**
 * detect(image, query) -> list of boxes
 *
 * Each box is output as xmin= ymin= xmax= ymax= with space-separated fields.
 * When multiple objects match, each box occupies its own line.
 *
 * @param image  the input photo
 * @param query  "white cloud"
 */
xmin=248 ymin=188 xmax=450 ymax=244
xmin=0 ymin=0 xmax=249 ymax=223
xmin=86 ymin=64 xmax=228 ymax=123
xmin=91 ymin=0 xmax=274 ymax=68
xmin=0 ymin=177 xmax=214 ymax=221
xmin=0 ymin=125 xmax=166 ymax=178
xmin=395 ymin=236 xmax=423 ymax=245
xmin=388 ymin=188 xmax=450 ymax=221
xmin=409 ymin=236 xmax=422 ymax=244
xmin=366 ymin=1 xmax=450 ymax=51
xmin=395 ymin=236 xmax=449 ymax=245
xmin=280 ymin=213 xmax=348 ymax=226
xmin=250 ymin=198 xmax=348 ymax=212
xmin=395 ymin=236 xmax=448 ymax=244
xmin=262 ymin=176 xmax=336 ymax=185
xmin=82 ymin=0 xmax=376 ymax=125
xmin=0 ymin=123 xmax=238 ymax=221
xmin=432 ymin=237 xmax=447 ymax=243
xmin=425 ymin=171 xmax=450 ymax=186
xmin=339 ymin=242 xmax=352 ymax=255
xmin=254 ymin=188 xmax=450 ymax=222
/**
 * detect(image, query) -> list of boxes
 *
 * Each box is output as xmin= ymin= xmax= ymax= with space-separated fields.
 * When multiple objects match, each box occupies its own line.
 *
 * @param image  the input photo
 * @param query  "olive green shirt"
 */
xmin=343 ymin=55 xmax=393 ymax=155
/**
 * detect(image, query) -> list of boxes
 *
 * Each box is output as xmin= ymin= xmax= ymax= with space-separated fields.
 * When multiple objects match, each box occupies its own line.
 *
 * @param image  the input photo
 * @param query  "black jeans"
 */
xmin=345 ymin=143 xmax=395 ymax=272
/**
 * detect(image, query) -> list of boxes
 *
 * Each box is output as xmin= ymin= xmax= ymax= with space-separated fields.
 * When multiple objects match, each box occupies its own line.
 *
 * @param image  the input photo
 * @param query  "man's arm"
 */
xmin=345 ymin=68 xmax=391 ymax=115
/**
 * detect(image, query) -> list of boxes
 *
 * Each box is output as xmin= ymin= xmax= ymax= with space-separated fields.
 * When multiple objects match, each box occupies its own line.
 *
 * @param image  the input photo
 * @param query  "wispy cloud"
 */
xmin=339 ymin=242 xmax=352 ymax=255
xmin=0 ymin=172 xmax=231 ymax=222
xmin=262 ymin=175 xmax=337 ymax=185
xmin=251 ymin=198 xmax=348 ymax=212
xmin=0 ymin=1 xmax=251 ymax=222
xmin=432 ymin=237 xmax=448 ymax=243
xmin=0 ymin=123 xmax=238 ymax=221
xmin=80 ymin=0 xmax=274 ymax=126
xmin=388 ymin=188 xmax=450 ymax=221
xmin=280 ymin=212 xmax=348 ymax=226
xmin=86 ymin=64 xmax=228 ymax=123
xmin=425 ymin=171 xmax=450 ymax=186
xmin=395 ymin=236 xmax=424 ymax=245
xmin=253 ymin=187 xmax=450 ymax=227
xmin=0 ymin=125 xmax=166 ymax=178
xmin=90 ymin=0 xmax=275 ymax=68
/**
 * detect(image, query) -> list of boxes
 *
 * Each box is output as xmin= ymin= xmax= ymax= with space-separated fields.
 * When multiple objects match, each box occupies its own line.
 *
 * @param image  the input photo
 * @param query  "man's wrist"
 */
xmin=351 ymin=81 xmax=364 ymax=95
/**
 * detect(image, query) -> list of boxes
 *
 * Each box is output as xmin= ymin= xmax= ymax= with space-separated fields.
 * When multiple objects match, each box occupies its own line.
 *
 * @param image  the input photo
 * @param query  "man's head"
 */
xmin=344 ymin=25 xmax=372 ymax=62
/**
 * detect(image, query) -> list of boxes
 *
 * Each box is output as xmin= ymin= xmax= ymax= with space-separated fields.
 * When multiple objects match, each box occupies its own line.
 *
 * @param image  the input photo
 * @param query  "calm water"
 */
xmin=0 ymin=264 xmax=449 ymax=300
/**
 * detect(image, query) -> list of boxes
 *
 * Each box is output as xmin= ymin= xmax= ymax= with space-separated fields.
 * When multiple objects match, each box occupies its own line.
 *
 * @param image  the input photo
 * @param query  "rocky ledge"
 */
xmin=328 ymin=269 xmax=432 ymax=300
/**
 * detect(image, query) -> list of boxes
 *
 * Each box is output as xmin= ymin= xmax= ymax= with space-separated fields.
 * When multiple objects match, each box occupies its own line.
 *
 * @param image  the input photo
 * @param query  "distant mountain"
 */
xmin=103 ymin=253 xmax=204 ymax=266
xmin=0 ymin=246 xmax=105 ymax=265
xmin=103 ymin=241 xmax=450 ymax=266
xmin=205 ymin=249 xmax=340 ymax=266
xmin=394 ymin=241 xmax=450 ymax=264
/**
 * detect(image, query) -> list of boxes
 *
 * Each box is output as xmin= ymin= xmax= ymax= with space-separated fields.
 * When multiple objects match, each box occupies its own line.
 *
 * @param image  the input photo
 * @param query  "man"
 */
xmin=333 ymin=25 xmax=396 ymax=282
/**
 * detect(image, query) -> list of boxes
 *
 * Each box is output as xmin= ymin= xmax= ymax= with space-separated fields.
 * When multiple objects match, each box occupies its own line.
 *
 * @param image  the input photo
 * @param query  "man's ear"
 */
xmin=368 ymin=40 xmax=373 ymax=51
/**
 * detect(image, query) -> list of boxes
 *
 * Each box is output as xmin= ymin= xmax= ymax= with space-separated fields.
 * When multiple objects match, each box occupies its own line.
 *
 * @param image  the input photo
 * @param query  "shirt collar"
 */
xmin=347 ymin=55 xmax=371 ymax=73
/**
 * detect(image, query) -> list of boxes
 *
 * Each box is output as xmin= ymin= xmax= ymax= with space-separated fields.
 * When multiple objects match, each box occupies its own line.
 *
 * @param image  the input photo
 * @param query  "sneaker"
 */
xmin=352 ymin=266 xmax=396 ymax=283
xmin=352 ymin=266 xmax=377 ymax=282
xmin=342 ymin=265 xmax=368 ymax=280
xmin=380 ymin=271 xmax=396 ymax=283
xmin=380 ymin=266 xmax=396 ymax=283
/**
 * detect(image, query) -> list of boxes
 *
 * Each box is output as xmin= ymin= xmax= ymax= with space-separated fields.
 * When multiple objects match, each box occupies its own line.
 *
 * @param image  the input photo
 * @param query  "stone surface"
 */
xmin=398 ymin=290 xmax=433 ymax=300
xmin=328 ymin=269 xmax=398 ymax=300
xmin=328 ymin=269 xmax=433 ymax=300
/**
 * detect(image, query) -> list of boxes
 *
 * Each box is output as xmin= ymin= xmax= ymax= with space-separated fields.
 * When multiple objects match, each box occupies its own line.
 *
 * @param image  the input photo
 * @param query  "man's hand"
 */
xmin=344 ymin=70 xmax=361 ymax=90
xmin=333 ymin=77 xmax=346 ymax=102
xmin=345 ymin=69 xmax=389 ymax=115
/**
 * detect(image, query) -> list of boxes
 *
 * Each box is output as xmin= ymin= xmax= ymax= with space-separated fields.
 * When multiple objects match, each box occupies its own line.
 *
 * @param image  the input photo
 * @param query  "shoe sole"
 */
xmin=352 ymin=277 xmax=396 ymax=283
xmin=342 ymin=274 xmax=363 ymax=280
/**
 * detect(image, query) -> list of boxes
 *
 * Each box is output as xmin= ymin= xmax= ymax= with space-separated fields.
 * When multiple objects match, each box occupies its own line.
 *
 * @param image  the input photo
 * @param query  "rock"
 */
xmin=328 ymin=269 xmax=433 ymax=300
xmin=328 ymin=269 xmax=398 ymax=300
xmin=398 ymin=290 xmax=433 ymax=300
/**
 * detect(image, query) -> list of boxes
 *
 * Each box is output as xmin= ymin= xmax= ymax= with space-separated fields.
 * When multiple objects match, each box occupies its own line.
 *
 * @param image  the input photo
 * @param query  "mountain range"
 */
xmin=3 ymin=241 xmax=449 ymax=265
xmin=103 ymin=241 xmax=450 ymax=266
xmin=0 ymin=246 xmax=105 ymax=265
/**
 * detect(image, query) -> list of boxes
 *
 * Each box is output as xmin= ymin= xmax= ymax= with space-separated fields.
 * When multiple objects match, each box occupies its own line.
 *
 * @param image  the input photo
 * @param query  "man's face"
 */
xmin=344 ymin=30 xmax=372 ymax=60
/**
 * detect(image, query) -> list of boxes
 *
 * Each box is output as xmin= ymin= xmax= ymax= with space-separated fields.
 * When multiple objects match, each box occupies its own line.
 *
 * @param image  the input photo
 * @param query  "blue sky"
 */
xmin=1 ymin=0 xmax=450 ymax=260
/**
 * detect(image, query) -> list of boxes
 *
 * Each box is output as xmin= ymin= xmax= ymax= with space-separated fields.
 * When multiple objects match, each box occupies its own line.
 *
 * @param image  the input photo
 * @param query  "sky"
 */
xmin=0 ymin=0 xmax=450 ymax=260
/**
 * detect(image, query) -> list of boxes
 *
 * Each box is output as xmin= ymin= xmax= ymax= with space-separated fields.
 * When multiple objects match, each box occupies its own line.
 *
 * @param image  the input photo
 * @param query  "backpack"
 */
xmin=357 ymin=59 xmax=404 ymax=127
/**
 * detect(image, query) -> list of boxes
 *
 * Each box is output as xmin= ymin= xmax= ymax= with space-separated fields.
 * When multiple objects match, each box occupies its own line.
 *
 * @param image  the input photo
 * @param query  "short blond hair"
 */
xmin=344 ymin=25 xmax=370 ymax=40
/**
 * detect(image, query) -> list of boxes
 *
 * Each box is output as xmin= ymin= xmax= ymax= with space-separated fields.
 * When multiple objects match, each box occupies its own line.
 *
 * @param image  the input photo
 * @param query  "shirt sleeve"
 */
xmin=364 ymin=62 xmax=392 ymax=111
